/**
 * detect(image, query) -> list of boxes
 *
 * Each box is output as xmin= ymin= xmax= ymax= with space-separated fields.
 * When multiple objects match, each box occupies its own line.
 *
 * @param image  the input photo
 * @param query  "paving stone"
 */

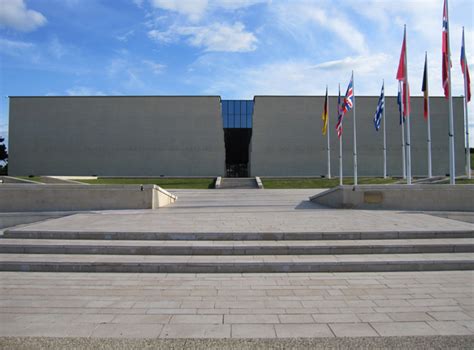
xmin=370 ymin=321 xmax=438 ymax=336
xmin=427 ymin=311 xmax=473 ymax=321
xmin=231 ymin=324 xmax=276 ymax=338
xmin=170 ymin=315 xmax=223 ymax=324
xmin=312 ymin=313 xmax=360 ymax=323
xmin=224 ymin=314 xmax=279 ymax=324
xmin=91 ymin=323 xmax=162 ymax=338
xmin=427 ymin=321 xmax=474 ymax=335
xmin=388 ymin=312 xmax=435 ymax=322
xmin=329 ymin=323 xmax=378 ymax=337
xmin=160 ymin=324 xmax=230 ymax=338
xmin=275 ymin=324 xmax=334 ymax=338
xmin=111 ymin=314 xmax=171 ymax=324
xmin=356 ymin=313 xmax=392 ymax=323
xmin=278 ymin=314 xmax=314 ymax=324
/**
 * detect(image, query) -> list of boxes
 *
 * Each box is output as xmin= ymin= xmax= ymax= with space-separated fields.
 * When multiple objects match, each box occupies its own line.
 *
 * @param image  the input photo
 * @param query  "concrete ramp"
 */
xmin=310 ymin=185 xmax=474 ymax=211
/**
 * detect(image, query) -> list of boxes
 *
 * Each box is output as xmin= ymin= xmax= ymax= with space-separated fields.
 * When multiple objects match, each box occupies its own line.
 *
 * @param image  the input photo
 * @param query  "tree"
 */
xmin=0 ymin=137 xmax=7 ymax=175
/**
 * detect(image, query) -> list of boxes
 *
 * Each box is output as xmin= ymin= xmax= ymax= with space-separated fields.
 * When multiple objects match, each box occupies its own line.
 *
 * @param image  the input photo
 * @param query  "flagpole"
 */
xmin=327 ymin=86 xmax=331 ymax=179
xmin=404 ymin=25 xmax=412 ymax=185
xmin=446 ymin=0 xmax=455 ymax=184
xmin=338 ymin=83 xmax=343 ymax=186
xmin=426 ymin=52 xmax=433 ymax=178
xmin=462 ymin=27 xmax=471 ymax=179
xmin=399 ymin=81 xmax=406 ymax=179
xmin=382 ymin=80 xmax=387 ymax=179
xmin=352 ymin=71 xmax=358 ymax=186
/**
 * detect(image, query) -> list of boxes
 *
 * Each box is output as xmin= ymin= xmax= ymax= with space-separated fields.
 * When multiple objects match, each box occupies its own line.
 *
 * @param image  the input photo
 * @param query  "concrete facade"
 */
xmin=9 ymin=96 xmax=225 ymax=176
xmin=250 ymin=96 xmax=465 ymax=177
xmin=8 ymin=95 xmax=466 ymax=177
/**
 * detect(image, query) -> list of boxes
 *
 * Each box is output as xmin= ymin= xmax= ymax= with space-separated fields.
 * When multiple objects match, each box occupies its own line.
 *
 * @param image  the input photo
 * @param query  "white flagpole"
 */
xmin=400 ymin=81 xmax=406 ymax=179
xmin=446 ymin=0 xmax=456 ymax=184
xmin=462 ymin=27 xmax=471 ymax=179
xmin=382 ymin=80 xmax=387 ymax=179
xmin=339 ymin=83 xmax=343 ymax=186
xmin=327 ymin=86 xmax=331 ymax=179
xmin=426 ymin=52 xmax=433 ymax=178
xmin=404 ymin=25 xmax=412 ymax=185
xmin=352 ymin=71 xmax=358 ymax=186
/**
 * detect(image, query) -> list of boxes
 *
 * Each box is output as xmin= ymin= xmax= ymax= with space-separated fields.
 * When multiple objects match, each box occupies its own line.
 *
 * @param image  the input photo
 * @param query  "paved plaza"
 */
xmin=0 ymin=189 xmax=473 ymax=344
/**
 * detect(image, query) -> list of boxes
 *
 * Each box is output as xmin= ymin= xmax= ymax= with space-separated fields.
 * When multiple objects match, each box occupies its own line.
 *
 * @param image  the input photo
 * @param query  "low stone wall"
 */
xmin=0 ymin=184 xmax=177 ymax=212
xmin=310 ymin=185 xmax=474 ymax=211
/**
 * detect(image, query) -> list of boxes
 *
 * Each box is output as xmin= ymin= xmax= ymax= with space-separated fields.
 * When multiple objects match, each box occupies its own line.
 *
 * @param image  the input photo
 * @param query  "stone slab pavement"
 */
xmin=6 ymin=189 xmax=474 ymax=234
xmin=1 ymin=271 xmax=473 ymax=339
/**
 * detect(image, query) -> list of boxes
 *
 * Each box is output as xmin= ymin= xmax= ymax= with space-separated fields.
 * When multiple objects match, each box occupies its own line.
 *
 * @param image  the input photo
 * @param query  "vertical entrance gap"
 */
xmin=222 ymin=100 xmax=253 ymax=177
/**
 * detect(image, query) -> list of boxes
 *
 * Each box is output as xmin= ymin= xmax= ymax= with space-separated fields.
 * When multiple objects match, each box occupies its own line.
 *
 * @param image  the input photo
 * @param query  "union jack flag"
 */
xmin=336 ymin=85 xmax=344 ymax=138
xmin=341 ymin=75 xmax=354 ymax=114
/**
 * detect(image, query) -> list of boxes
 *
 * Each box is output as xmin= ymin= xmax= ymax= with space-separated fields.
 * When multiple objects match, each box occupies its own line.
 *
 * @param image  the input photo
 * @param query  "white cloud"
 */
xmin=148 ymin=22 xmax=257 ymax=52
xmin=66 ymin=86 xmax=106 ymax=96
xmin=0 ymin=37 xmax=35 ymax=56
xmin=178 ymin=22 xmax=257 ymax=52
xmin=48 ymin=37 xmax=67 ymax=59
xmin=0 ymin=0 xmax=47 ymax=32
xmin=142 ymin=60 xmax=166 ymax=74
xmin=148 ymin=0 xmax=267 ymax=22
xmin=150 ymin=0 xmax=208 ymax=22
xmin=311 ymin=54 xmax=390 ymax=74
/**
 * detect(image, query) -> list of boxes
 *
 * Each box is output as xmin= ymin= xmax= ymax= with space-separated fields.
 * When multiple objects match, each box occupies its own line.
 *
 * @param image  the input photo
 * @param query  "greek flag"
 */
xmin=373 ymin=83 xmax=384 ymax=131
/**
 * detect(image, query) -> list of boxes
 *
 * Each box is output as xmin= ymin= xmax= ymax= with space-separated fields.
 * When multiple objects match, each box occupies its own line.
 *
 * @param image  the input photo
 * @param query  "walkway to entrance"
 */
xmin=1 ymin=190 xmax=473 ymax=341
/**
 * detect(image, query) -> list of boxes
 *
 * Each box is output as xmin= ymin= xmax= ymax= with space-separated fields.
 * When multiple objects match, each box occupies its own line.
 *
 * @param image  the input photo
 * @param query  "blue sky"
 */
xmin=0 ymin=0 xmax=473 ymax=148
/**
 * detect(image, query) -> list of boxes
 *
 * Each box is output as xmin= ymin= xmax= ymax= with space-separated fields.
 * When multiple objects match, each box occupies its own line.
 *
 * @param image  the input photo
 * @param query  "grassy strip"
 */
xmin=78 ymin=177 xmax=216 ymax=189
xmin=16 ymin=176 xmax=44 ymax=183
xmin=262 ymin=177 xmax=398 ymax=189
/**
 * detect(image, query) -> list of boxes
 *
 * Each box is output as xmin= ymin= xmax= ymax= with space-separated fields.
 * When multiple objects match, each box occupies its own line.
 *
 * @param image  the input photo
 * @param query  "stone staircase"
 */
xmin=1 ymin=229 xmax=473 ymax=273
xmin=219 ymin=177 xmax=259 ymax=189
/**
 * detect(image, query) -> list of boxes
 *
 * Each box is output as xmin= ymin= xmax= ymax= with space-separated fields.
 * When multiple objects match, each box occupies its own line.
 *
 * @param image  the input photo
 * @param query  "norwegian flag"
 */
xmin=442 ymin=0 xmax=451 ymax=98
xmin=336 ymin=85 xmax=344 ymax=138
xmin=396 ymin=26 xmax=410 ymax=118
xmin=341 ymin=75 xmax=354 ymax=114
xmin=461 ymin=27 xmax=471 ymax=102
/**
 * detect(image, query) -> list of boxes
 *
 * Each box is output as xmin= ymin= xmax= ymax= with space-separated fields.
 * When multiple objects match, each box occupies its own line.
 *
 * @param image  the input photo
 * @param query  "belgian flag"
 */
xmin=422 ymin=53 xmax=429 ymax=120
xmin=321 ymin=86 xmax=328 ymax=135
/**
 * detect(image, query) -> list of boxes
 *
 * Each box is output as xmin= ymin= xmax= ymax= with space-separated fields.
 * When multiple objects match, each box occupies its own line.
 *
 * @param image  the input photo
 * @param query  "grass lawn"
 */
xmin=17 ymin=176 xmax=44 ymax=183
xmin=262 ymin=177 xmax=398 ymax=189
xmin=452 ymin=178 xmax=474 ymax=184
xmin=78 ymin=177 xmax=216 ymax=189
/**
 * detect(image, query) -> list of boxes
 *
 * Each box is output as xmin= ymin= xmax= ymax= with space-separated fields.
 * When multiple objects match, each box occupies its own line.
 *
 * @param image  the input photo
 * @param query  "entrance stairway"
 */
xmin=1 ymin=189 xmax=473 ymax=273
xmin=219 ymin=177 xmax=259 ymax=189
xmin=1 ymin=229 xmax=473 ymax=273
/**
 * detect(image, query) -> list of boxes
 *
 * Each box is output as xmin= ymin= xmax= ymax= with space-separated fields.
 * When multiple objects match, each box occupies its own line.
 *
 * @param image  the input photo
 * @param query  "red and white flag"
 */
xmin=442 ymin=0 xmax=451 ymax=98
xmin=396 ymin=26 xmax=410 ymax=118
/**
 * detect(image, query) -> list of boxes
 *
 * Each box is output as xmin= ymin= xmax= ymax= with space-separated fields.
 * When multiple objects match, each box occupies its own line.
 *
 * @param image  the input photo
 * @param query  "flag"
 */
xmin=341 ymin=75 xmax=354 ymax=114
xmin=422 ymin=53 xmax=429 ymax=120
xmin=322 ymin=86 xmax=329 ymax=135
xmin=461 ymin=27 xmax=471 ymax=102
xmin=397 ymin=82 xmax=403 ymax=125
xmin=336 ymin=85 xmax=344 ymax=138
xmin=396 ymin=26 xmax=410 ymax=118
xmin=373 ymin=83 xmax=384 ymax=131
xmin=442 ymin=0 xmax=451 ymax=98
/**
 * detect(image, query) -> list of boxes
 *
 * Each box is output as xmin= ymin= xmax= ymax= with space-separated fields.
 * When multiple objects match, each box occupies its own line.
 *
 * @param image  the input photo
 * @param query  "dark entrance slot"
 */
xmin=224 ymin=128 xmax=252 ymax=177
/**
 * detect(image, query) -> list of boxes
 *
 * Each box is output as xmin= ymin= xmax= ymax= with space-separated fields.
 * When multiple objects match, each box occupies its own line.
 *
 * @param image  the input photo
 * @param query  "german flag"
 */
xmin=322 ymin=86 xmax=328 ymax=135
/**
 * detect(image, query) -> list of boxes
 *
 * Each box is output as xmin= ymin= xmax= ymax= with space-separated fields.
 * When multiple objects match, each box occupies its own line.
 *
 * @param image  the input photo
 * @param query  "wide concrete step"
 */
xmin=1 ymin=238 xmax=472 ymax=255
xmin=4 ymin=229 xmax=473 ymax=240
xmin=219 ymin=178 xmax=258 ymax=189
xmin=0 ymin=253 xmax=472 ymax=273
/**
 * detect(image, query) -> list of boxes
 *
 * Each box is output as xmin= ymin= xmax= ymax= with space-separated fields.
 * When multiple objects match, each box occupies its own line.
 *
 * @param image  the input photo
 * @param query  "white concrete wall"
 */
xmin=250 ymin=96 xmax=465 ymax=177
xmin=0 ymin=184 xmax=176 ymax=212
xmin=310 ymin=184 xmax=474 ymax=211
xmin=9 ymin=96 xmax=225 ymax=176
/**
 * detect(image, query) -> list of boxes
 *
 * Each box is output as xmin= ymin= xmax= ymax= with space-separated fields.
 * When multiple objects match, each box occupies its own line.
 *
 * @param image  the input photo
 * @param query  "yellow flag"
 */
xmin=321 ymin=86 xmax=328 ymax=135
